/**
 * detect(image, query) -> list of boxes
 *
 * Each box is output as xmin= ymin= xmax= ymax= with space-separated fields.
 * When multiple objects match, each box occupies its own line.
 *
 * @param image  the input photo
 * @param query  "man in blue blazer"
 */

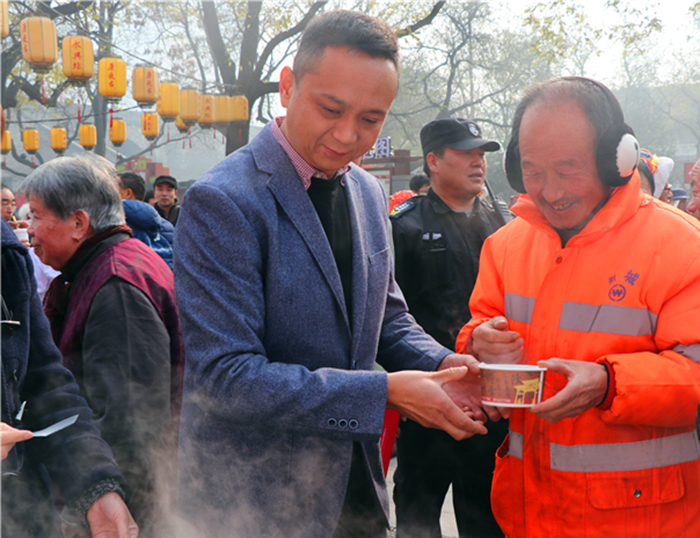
xmin=174 ymin=10 xmax=489 ymax=538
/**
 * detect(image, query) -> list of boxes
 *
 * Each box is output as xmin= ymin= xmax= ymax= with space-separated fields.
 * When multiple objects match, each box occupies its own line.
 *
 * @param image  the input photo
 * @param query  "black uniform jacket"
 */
xmin=390 ymin=188 xmax=507 ymax=349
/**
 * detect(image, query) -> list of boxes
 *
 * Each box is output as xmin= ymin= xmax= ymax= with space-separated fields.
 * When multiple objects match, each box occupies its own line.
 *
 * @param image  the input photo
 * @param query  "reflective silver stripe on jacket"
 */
xmin=508 ymin=430 xmax=700 ymax=472
xmin=559 ymin=302 xmax=657 ymax=336
xmin=550 ymin=431 xmax=700 ymax=472
xmin=673 ymin=343 xmax=700 ymax=364
xmin=504 ymin=293 xmax=536 ymax=325
xmin=509 ymin=430 xmax=524 ymax=459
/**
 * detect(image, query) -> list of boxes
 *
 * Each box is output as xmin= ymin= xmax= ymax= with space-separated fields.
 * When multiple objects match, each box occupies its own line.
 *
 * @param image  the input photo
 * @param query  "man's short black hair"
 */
xmin=118 ymin=171 xmax=146 ymax=201
xmin=293 ymin=10 xmax=399 ymax=81
xmin=409 ymin=173 xmax=430 ymax=194
xmin=423 ymin=147 xmax=445 ymax=176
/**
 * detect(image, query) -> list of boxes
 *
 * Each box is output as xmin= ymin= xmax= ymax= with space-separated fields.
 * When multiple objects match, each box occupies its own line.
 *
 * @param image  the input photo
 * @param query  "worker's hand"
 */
xmin=530 ymin=358 xmax=608 ymax=423
xmin=387 ymin=368 xmax=488 ymax=441
xmin=438 ymin=354 xmax=500 ymax=423
xmin=472 ymin=317 xmax=523 ymax=364
xmin=1 ymin=422 xmax=33 ymax=460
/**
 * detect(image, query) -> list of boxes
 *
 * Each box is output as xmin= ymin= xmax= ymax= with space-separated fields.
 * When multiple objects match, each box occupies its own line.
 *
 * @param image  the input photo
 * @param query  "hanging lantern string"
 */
xmin=42 ymin=3 xmax=236 ymax=93
xmin=5 ymin=104 xmax=142 ymax=125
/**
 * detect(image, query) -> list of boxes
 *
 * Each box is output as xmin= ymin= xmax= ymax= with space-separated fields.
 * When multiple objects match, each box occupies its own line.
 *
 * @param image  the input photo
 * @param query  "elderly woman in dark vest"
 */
xmin=22 ymin=155 xmax=184 ymax=538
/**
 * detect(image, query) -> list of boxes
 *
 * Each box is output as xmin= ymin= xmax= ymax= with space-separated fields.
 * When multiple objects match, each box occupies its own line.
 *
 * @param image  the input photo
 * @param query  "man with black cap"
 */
xmin=153 ymin=175 xmax=180 ymax=226
xmin=390 ymin=117 xmax=508 ymax=538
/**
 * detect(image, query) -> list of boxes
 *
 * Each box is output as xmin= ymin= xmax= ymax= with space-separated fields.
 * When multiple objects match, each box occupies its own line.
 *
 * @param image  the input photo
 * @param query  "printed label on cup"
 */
xmin=479 ymin=363 xmax=546 ymax=408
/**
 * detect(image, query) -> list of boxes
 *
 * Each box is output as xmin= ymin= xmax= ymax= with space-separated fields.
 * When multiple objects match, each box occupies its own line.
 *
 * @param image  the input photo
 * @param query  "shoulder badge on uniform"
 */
xmin=390 ymin=197 xmax=421 ymax=218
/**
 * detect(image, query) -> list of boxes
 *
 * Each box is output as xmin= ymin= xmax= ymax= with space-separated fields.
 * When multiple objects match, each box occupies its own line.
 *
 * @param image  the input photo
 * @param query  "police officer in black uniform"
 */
xmin=390 ymin=118 xmax=509 ymax=538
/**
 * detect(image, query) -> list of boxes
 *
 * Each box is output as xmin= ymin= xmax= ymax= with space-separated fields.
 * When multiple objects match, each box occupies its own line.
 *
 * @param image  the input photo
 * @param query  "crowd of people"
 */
xmin=2 ymin=9 xmax=700 ymax=538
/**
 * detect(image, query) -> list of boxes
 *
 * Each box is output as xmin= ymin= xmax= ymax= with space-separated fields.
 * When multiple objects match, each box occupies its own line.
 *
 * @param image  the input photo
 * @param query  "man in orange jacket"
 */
xmin=456 ymin=77 xmax=700 ymax=537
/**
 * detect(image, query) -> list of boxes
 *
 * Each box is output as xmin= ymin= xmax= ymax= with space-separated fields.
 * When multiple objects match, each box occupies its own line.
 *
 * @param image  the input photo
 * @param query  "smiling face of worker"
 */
xmin=519 ymin=99 xmax=612 ymax=232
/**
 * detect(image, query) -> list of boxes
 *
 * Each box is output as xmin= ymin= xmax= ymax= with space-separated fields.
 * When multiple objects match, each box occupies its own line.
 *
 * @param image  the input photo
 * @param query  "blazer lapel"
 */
xmin=344 ymin=171 xmax=369 ymax=359
xmin=254 ymin=131 xmax=350 ymax=331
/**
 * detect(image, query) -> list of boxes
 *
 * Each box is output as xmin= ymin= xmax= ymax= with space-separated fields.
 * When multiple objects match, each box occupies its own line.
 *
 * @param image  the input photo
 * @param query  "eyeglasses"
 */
xmin=1 ymin=198 xmax=16 ymax=207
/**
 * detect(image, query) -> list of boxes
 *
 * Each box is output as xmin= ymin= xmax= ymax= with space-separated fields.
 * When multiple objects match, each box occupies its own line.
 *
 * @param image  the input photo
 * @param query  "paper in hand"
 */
xmin=31 ymin=414 xmax=79 ymax=438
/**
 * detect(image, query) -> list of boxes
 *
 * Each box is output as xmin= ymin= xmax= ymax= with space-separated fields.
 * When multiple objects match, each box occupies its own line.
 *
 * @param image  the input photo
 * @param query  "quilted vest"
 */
xmin=58 ymin=237 xmax=184 ymax=419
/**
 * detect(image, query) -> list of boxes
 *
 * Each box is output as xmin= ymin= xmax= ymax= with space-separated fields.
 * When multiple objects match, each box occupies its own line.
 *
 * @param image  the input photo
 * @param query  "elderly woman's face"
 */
xmin=27 ymin=194 xmax=81 ymax=270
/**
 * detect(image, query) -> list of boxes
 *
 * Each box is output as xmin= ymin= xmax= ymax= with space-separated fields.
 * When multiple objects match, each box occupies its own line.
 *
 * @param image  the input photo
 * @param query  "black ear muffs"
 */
xmin=504 ymin=137 xmax=525 ymax=194
xmin=504 ymin=77 xmax=641 ymax=194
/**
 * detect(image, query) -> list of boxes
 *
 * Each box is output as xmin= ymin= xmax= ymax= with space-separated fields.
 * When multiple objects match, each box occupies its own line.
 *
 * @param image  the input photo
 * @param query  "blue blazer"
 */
xmin=174 ymin=125 xmax=450 ymax=538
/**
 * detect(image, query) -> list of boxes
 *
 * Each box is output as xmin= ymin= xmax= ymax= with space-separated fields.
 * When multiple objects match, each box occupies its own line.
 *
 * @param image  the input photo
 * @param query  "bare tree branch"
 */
xmin=396 ymin=2 xmax=445 ymax=38
xmin=252 ymin=1 xmax=327 ymax=85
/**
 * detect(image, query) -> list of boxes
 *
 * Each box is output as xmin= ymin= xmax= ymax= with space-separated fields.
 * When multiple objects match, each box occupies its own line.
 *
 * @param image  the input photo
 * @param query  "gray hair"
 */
xmin=20 ymin=155 xmax=125 ymax=233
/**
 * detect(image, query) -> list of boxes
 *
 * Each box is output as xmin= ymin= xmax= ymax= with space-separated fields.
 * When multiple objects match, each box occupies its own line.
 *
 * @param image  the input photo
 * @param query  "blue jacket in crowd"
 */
xmin=122 ymin=199 xmax=174 ymax=269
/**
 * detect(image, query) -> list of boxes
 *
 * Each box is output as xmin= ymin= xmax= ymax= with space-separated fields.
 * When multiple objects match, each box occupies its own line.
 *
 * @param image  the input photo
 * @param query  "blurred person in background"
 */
xmin=388 ymin=174 xmax=431 ymax=214
xmin=671 ymin=188 xmax=688 ymax=212
xmin=2 ymin=218 xmax=138 ymax=538
xmin=2 ymin=184 xmax=17 ymax=223
xmin=688 ymin=178 xmax=700 ymax=220
xmin=153 ymin=176 xmax=180 ymax=226
xmin=117 ymin=172 xmax=174 ymax=269
xmin=410 ymin=173 xmax=431 ymax=195
xmin=144 ymin=187 xmax=156 ymax=207
xmin=640 ymin=149 xmax=674 ymax=203
xmin=391 ymin=118 xmax=508 ymax=538
xmin=21 ymin=156 xmax=184 ymax=538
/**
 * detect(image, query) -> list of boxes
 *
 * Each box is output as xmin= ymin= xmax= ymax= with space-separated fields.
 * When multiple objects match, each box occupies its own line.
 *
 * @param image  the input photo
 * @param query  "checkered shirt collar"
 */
xmin=271 ymin=116 xmax=350 ymax=190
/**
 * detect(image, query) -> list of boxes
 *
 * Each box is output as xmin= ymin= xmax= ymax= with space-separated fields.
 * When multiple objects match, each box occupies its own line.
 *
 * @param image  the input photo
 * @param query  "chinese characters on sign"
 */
xmin=364 ymin=136 xmax=391 ymax=159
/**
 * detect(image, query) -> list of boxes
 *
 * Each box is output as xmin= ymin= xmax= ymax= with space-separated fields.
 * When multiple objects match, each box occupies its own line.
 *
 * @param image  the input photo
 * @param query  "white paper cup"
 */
xmin=479 ymin=363 xmax=546 ymax=408
xmin=13 ymin=227 xmax=28 ymax=242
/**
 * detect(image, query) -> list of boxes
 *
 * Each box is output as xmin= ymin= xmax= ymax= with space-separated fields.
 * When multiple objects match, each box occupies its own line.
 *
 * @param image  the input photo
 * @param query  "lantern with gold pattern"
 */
xmin=179 ymin=88 xmax=200 ymax=126
xmin=98 ymin=57 xmax=127 ymax=103
xmin=62 ymin=36 xmax=94 ymax=85
xmin=157 ymin=82 xmax=179 ymax=122
xmin=20 ymin=17 xmax=57 ymax=74
xmin=215 ymin=95 xmax=231 ymax=129
xmin=23 ymin=129 xmax=40 ymax=154
xmin=1 ymin=1 xmax=9 ymax=39
xmin=132 ymin=65 xmax=159 ymax=108
xmin=110 ymin=118 xmax=126 ymax=147
xmin=79 ymin=123 xmax=96 ymax=150
xmin=142 ymin=112 xmax=159 ymax=141
xmin=198 ymin=94 xmax=218 ymax=129
xmin=1 ymin=130 xmax=12 ymax=155
xmin=50 ymin=127 xmax=67 ymax=155
xmin=175 ymin=116 xmax=189 ymax=134
xmin=232 ymin=95 xmax=249 ymax=122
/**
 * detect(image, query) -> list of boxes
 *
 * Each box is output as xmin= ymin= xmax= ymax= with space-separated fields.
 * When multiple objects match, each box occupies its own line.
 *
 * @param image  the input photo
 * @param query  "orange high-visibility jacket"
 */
xmin=457 ymin=175 xmax=700 ymax=537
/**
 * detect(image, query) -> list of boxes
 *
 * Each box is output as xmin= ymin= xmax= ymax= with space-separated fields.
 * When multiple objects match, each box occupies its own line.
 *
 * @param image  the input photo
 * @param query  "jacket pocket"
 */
xmin=586 ymin=465 xmax=684 ymax=510
xmin=491 ymin=434 xmax=524 ymax=537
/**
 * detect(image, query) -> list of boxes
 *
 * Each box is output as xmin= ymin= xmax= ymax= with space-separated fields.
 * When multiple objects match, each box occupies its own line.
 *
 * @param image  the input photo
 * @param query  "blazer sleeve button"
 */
xmin=338 ymin=419 xmax=348 ymax=429
xmin=327 ymin=418 xmax=337 ymax=427
xmin=349 ymin=419 xmax=359 ymax=429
